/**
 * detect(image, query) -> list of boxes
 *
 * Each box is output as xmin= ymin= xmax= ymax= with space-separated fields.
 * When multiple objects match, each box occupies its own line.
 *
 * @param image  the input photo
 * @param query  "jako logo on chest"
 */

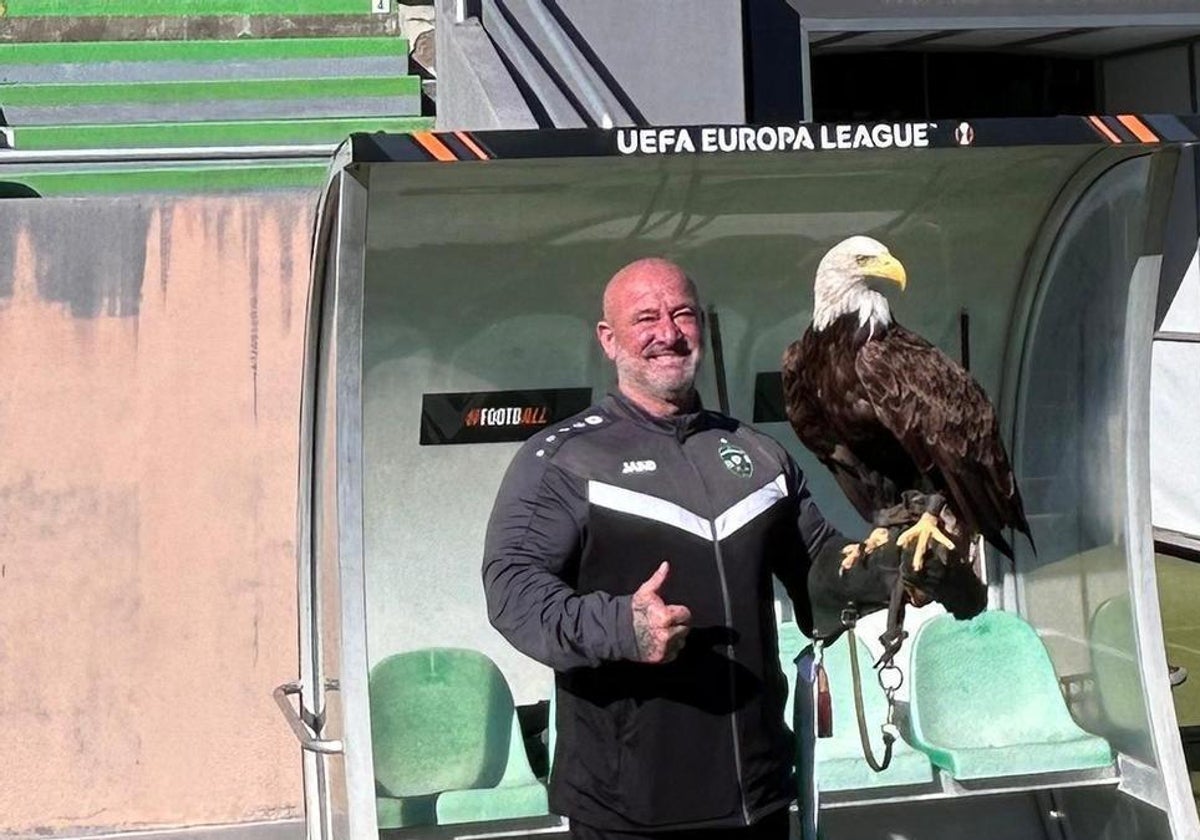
xmin=622 ymin=459 xmax=657 ymax=475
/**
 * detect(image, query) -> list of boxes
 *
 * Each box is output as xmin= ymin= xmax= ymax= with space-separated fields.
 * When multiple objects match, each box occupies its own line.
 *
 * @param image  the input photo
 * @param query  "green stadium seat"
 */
xmin=778 ymin=621 xmax=934 ymax=793
xmin=1089 ymin=594 xmax=1149 ymax=734
xmin=907 ymin=611 xmax=1113 ymax=781
xmin=369 ymin=648 xmax=550 ymax=829
xmin=435 ymin=725 xmax=552 ymax=826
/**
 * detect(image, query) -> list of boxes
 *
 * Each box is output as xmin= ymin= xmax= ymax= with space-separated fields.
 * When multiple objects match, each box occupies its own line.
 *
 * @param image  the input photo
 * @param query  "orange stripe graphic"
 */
xmin=1117 ymin=114 xmax=1159 ymax=143
xmin=1088 ymin=116 xmax=1121 ymax=143
xmin=454 ymin=131 xmax=490 ymax=160
xmin=413 ymin=131 xmax=456 ymax=161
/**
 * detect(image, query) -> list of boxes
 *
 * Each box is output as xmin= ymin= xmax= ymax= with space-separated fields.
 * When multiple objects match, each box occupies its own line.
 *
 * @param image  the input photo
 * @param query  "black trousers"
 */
xmin=569 ymin=807 xmax=791 ymax=840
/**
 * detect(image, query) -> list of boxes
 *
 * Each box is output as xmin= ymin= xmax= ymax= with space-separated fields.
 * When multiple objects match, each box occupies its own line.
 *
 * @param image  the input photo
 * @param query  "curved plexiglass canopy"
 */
xmin=297 ymin=119 xmax=1200 ymax=840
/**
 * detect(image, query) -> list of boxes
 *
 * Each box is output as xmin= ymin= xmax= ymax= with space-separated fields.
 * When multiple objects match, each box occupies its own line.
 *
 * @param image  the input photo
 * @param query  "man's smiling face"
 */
xmin=597 ymin=259 xmax=703 ymax=415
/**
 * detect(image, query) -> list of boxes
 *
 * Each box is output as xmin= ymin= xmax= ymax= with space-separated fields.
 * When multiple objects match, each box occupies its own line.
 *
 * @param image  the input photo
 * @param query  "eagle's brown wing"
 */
xmin=855 ymin=323 xmax=1031 ymax=557
xmin=782 ymin=330 xmax=901 ymax=524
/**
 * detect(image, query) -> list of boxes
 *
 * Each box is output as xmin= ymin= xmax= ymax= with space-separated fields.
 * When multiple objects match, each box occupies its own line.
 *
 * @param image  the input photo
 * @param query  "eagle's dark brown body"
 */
xmin=782 ymin=313 xmax=1031 ymax=559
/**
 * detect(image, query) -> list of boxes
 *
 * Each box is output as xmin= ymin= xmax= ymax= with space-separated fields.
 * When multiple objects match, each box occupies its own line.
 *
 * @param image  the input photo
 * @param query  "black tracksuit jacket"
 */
xmin=482 ymin=392 xmax=894 ymax=832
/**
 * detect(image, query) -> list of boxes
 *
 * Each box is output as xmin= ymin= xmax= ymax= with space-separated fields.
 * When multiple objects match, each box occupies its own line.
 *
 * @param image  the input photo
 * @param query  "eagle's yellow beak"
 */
xmin=865 ymin=253 xmax=907 ymax=291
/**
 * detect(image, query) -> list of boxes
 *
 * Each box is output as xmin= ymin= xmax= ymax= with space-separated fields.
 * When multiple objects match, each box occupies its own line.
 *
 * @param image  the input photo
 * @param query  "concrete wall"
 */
xmin=440 ymin=0 xmax=744 ymax=129
xmin=0 ymin=193 xmax=315 ymax=837
xmin=549 ymin=0 xmax=745 ymax=125
xmin=434 ymin=3 xmax=538 ymax=132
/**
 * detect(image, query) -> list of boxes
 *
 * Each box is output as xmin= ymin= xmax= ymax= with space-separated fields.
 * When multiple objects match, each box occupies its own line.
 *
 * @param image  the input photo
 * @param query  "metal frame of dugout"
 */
xmin=277 ymin=115 xmax=1200 ymax=840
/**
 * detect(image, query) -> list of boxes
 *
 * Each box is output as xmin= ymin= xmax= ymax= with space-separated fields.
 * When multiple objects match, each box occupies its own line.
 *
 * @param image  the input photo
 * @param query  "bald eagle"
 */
xmin=782 ymin=235 xmax=1032 ymax=582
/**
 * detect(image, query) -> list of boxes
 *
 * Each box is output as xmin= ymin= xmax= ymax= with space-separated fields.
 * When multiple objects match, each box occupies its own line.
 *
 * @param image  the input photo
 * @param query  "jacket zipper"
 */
xmin=710 ymin=527 xmax=753 ymax=826
xmin=680 ymin=439 xmax=752 ymax=827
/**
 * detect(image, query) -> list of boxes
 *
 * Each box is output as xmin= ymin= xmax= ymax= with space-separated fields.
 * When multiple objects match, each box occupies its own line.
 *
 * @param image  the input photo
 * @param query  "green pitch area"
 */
xmin=1156 ymin=553 xmax=1200 ymax=808
xmin=1158 ymin=554 xmax=1200 ymax=728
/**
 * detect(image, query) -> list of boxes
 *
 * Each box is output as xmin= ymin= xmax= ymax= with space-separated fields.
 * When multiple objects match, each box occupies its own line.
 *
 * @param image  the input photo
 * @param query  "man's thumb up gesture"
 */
xmin=631 ymin=561 xmax=692 ymax=664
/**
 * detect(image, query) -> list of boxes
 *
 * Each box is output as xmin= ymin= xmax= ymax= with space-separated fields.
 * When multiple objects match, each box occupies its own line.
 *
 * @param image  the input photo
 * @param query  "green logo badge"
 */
xmin=718 ymin=438 xmax=753 ymax=478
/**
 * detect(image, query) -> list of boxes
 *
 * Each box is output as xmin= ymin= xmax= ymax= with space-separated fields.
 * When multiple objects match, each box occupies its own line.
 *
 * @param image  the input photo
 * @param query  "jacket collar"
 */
xmin=603 ymin=390 xmax=737 ymax=441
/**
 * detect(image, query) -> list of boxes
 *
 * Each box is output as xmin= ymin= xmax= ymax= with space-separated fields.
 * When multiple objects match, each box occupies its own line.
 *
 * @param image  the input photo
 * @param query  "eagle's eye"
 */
xmin=854 ymin=255 xmax=871 ymax=266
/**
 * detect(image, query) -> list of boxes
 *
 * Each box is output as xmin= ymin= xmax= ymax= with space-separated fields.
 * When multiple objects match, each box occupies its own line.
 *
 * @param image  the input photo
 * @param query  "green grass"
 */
xmin=2 ymin=0 xmax=381 ymax=16
xmin=0 ymin=37 xmax=408 ymax=64
xmin=0 ymin=75 xmax=419 ymax=106
xmin=13 ymin=116 xmax=432 ymax=149
xmin=1157 ymin=554 xmax=1200 ymax=728
xmin=6 ymin=162 xmax=329 ymax=194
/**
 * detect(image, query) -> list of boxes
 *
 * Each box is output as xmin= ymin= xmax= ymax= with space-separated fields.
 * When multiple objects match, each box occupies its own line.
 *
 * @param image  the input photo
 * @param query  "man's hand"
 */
xmin=631 ymin=561 xmax=692 ymax=663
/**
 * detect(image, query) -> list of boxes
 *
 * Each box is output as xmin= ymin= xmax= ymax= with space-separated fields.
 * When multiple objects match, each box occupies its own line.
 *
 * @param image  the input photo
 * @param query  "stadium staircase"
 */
xmin=0 ymin=0 xmax=433 ymax=194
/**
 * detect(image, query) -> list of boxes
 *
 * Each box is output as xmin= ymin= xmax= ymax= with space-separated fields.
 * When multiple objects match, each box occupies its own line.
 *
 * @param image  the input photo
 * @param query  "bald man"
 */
xmin=482 ymin=258 xmax=907 ymax=839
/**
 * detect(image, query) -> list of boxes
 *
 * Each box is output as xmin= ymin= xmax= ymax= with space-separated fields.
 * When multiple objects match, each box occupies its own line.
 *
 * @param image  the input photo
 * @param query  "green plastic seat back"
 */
xmin=369 ymin=648 xmax=517 ymax=797
xmin=1089 ymin=594 xmax=1148 ymax=732
xmin=910 ymin=611 xmax=1082 ymax=746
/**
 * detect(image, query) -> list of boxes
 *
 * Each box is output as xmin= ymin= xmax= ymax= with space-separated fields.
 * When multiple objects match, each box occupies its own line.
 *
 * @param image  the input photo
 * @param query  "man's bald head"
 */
xmin=596 ymin=257 xmax=703 ymax=417
xmin=602 ymin=257 xmax=698 ymax=322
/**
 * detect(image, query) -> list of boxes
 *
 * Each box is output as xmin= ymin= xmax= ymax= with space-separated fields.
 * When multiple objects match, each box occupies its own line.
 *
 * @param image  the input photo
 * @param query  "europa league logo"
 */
xmin=955 ymin=122 xmax=975 ymax=146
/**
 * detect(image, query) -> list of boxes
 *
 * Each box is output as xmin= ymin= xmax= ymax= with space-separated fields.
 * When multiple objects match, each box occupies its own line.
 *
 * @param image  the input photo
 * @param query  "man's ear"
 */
xmin=596 ymin=321 xmax=617 ymax=361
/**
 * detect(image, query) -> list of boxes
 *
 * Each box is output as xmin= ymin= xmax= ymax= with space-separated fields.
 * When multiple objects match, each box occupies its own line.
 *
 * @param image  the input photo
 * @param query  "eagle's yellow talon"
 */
xmin=841 ymin=527 xmax=892 ymax=576
xmin=863 ymin=527 xmax=890 ymax=554
xmin=897 ymin=512 xmax=952 ymax=573
xmin=840 ymin=543 xmax=862 ymax=575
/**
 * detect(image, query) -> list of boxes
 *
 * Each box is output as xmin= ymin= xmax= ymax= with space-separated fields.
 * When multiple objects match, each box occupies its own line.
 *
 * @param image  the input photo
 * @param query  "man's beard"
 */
xmin=614 ymin=346 xmax=700 ymax=403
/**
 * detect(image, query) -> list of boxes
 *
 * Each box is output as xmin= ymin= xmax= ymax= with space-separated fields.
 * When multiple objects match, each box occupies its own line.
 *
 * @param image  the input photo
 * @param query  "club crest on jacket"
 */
xmin=718 ymin=439 xmax=754 ymax=478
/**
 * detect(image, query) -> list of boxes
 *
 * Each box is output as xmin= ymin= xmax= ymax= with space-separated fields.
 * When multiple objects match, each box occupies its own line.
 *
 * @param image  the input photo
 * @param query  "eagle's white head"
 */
xmin=812 ymin=235 xmax=908 ymax=334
